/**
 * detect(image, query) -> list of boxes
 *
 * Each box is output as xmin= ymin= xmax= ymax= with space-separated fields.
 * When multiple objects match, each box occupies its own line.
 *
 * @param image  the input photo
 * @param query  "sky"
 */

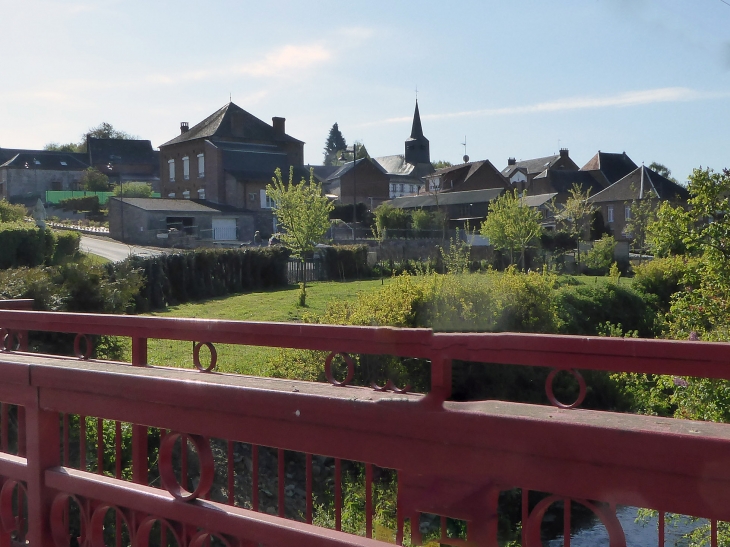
xmin=0 ymin=0 xmax=728 ymax=181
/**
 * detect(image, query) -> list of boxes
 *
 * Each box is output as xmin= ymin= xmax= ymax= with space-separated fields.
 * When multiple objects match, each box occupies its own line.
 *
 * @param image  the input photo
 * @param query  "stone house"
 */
xmin=321 ymin=158 xmax=390 ymax=210
xmin=0 ymin=149 xmax=89 ymax=203
xmin=501 ymin=149 xmax=580 ymax=192
xmin=425 ymin=160 xmax=509 ymax=194
xmin=87 ymin=137 xmax=160 ymax=190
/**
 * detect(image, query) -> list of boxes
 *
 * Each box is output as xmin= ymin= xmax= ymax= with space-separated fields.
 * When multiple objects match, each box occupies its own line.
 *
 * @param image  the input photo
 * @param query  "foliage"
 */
xmin=625 ymin=196 xmax=658 ymax=259
xmin=0 ymin=199 xmax=26 ymax=223
xmin=373 ymin=203 xmax=410 ymax=239
xmin=648 ymin=161 xmax=679 ymax=184
xmin=58 ymin=196 xmax=100 ymax=213
xmin=113 ymin=181 xmax=154 ymax=198
xmin=431 ymin=160 xmax=453 ymax=170
xmin=80 ymin=168 xmax=110 ymax=192
xmin=646 ymin=200 xmax=691 ymax=257
xmin=480 ymin=190 xmax=542 ymax=269
xmin=53 ymin=231 xmax=81 ymax=264
xmin=439 ymin=228 xmax=471 ymax=274
xmin=323 ymin=123 xmax=347 ymax=165
xmin=410 ymin=208 xmax=443 ymax=235
xmin=583 ymin=234 xmax=616 ymax=274
xmin=549 ymin=184 xmax=596 ymax=265
xmin=44 ymin=142 xmax=82 ymax=153
xmin=0 ymin=223 xmax=55 ymax=269
xmin=632 ymin=256 xmax=697 ymax=313
xmin=321 ymin=245 xmax=368 ymax=281
xmin=329 ymin=203 xmax=370 ymax=224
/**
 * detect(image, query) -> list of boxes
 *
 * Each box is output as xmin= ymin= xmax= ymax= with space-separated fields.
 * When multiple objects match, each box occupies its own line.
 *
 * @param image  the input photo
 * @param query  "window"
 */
xmin=390 ymin=184 xmax=396 ymax=193
xmin=607 ymin=206 xmax=614 ymax=223
xmin=625 ymin=205 xmax=631 ymax=220
xmin=182 ymin=156 xmax=190 ymax=180
xmin=399 ymin=183 xmax=404 ymax=192
xmin=168 ymin=159 xmax=175 ymax=181
xmin=60 ymin=161 xmax=67 ymax=166
xmin=409 ymin=185 xmax=415 ymax=193
xmin=197 ymin=153 xmax=205 ymax=177
xmin=260 ymin=189 xmax=275 ymax=209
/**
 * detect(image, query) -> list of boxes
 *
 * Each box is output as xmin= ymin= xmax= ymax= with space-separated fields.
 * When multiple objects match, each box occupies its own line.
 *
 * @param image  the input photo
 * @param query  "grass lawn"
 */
xmin=129 ymin=278 xmax=392 ymax=376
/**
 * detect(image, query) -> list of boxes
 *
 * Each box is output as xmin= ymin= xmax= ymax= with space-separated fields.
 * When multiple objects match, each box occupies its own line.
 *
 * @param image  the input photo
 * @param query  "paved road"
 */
xmin=80 ymin=235 xmax=166 ymax=262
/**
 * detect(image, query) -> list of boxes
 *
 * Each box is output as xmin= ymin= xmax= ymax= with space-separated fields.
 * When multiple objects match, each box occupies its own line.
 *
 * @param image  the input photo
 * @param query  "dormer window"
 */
xmin=33 ymin=159 xmax=41 ymax=165
xmin=60 ymin=161 xmax=67 ymax=166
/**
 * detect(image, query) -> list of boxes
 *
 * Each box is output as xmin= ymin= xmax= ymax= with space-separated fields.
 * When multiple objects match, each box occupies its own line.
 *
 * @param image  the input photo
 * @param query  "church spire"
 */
xmin=410 ymin=100 xmax=424 ymax=139
xmin=405 ymin=100 xmax=430 ymax=165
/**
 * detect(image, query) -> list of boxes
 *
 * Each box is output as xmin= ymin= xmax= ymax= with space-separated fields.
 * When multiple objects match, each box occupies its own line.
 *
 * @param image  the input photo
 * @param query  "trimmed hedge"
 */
xmin=118 ymin=247 xmax=291 ymax=312
xmin=0 ymin=223 xmax=55 ymax=269
xmin=321 ymin=245 xmax=369 ymax=280
xmin=53 ymin=232 xmax=81 ymax=264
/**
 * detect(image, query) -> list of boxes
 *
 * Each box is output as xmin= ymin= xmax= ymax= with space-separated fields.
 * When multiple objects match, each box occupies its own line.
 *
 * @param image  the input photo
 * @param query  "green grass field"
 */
xmin=131 ymin=279 xmax=392 ymax=376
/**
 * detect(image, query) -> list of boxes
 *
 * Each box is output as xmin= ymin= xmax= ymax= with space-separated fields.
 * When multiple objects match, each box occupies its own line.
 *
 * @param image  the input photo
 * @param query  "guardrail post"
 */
xmin=25 ymin=393 xmax=60 ymax=547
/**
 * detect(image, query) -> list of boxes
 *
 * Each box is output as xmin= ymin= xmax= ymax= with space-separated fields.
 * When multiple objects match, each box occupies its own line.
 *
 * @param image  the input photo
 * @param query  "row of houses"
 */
xmin=1 ymin=100 xmax=690 ymax=246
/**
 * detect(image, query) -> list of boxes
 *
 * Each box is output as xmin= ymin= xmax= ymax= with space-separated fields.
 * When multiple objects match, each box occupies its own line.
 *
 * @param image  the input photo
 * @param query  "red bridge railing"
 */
xmin=0 ymin=308 xmax=729 ymax=546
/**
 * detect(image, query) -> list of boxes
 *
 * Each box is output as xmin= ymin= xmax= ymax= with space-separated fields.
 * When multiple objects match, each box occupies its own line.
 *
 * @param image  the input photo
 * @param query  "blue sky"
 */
xmin=1 ymin=0 xmax=728 ymax=181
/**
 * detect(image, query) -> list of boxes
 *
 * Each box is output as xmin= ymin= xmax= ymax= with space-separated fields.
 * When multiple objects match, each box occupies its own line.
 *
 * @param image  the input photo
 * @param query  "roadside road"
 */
xmin=80 ymin=235 xmax=166 ymax=262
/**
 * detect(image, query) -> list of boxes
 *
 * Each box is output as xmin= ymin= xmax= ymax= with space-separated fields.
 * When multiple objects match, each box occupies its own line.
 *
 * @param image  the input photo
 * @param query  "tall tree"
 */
xmin=266 ymin=167 xmax=334 ymax=304
xmin=44 ymin=142 xmax=82 ymax=153
xmin=80 ymin=168 xmax=110 ymax=191
xmin=323 ymin=123 xmax=347 ymax=165
xmin=648 ymin=162 xmax=679 ymax=184
xmin=432 ymin=160 xmax=453 ymax=170
xmin=481 ymin=190 xmax=542 ymax=270
xmin=625 ymin=195 xmax=658 ymax=264
xmin=550 ymin=183 xmax=596 ymax=266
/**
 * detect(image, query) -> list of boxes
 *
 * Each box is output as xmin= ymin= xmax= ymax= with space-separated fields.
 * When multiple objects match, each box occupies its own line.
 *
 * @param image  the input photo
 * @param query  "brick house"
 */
xmin=501 ymin=149 xmax=580 ymax=193
xmin=589 ymin=165 xmax=689 ymax=242
xmin=321 ymin=158 xmax=390 ymax=209
xmin=158 ymin=102 xmax=306 ymax=237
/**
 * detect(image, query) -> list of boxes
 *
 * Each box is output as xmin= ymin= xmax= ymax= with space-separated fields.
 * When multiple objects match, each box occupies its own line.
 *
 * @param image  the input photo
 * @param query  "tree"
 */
xmin=323 ymin=123 xmax=347 ymax=165
xmin=625 ymin=194 xmax=658 ymax=263
xmin=113 ymin=182 xmax=153 ymax=198
xmin=0 ymin=200 xmax=26 ymax=223
xmin=550 ymin=184 xmax=596 ymax=266
xmin=266 ymin=167 xmax=334 ymax=304
xmin=84 ymin=122 xmax=137 ymax=141
xmin=44 ymin=142 xmax=82 ymax=153
xmin=80 ymin=168 xmax=110 ymax=191
xmin=480 ymin=190 xmax=542 ymax=270
xmin=648 ymin=162 xmax=679 ymax=184
xmin=432 ymin=160 xmax=453 ymax=170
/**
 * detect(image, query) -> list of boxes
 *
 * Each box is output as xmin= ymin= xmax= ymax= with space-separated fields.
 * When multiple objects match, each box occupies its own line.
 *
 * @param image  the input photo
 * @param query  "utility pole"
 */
xmin=353 ymin=142 xmax=357 ymax=241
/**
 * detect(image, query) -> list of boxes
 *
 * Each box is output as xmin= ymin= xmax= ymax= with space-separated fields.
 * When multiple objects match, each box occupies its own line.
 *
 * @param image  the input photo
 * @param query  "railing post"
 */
xmin=25 ymin=393 xmax=60 ymax=547
xmin=132 ymin=337 xmax=149 ymax=485
xmin=425 ymin=354 xmax=452 ymax=407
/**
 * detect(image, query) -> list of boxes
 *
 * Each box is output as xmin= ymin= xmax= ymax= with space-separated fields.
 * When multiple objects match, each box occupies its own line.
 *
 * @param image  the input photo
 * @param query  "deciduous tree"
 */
xmin=550 ymin=184 xmax=596 ymax=266
xmin=80 ymin=168 xmax=109 ymax=192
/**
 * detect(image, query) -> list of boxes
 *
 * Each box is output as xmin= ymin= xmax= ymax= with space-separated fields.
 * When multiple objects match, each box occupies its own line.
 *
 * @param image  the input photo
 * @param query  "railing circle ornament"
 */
xmin=135 ymin=517 xmax=183 ymax=547
xmin=325 ymin=352 xmax=355 ymax=387
xmin=193 ymin=342 xmax=218 ymax=372
xmin=50 ymin=492 xmax=88 ymax=547
xmin=89 ymin=505 xmax=133 ymax=547
xmin=158 ymin=432 xmax=215 ymax=501
xmin=189 ymin=530 xmax=235 ymax=547
xmin=0 ymin=480 xmax=27 ymax=537
xmin=73 ymin=334 xmax=93 ymax=360
xmin=545 ymin=368 xmax=586 ymax=409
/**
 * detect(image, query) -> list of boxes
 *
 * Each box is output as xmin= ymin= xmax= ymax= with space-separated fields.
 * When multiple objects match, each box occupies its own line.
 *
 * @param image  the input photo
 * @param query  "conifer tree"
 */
xmin=323 ymin=123 xmax=347 ymax=165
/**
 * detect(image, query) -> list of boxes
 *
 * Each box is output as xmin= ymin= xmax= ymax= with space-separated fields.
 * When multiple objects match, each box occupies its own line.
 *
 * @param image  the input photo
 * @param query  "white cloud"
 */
xmin=362 ymin=87 xmax=730 ymax=126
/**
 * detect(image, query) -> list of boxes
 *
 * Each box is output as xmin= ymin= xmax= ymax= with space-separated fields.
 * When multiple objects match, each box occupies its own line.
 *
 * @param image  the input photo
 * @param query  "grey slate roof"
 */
xmin=502 ymin=154 xmax=561 ymax=177
xmin=0 ymin=151 xmax=89 ymax=170
xmin=532 ymin=169 xmax=610 ymax=195
xmin=389 ymin=188 xmax=504 ymax=209
xmin=87 ymin=138 xmax=157 ymax=165
xmin=160 ymin=102 xmax=303 ymax=147
xmin=581 ymin=151 xmax=638 ymax=184
xmin=589 ymin=166 xmax=690 ymax=204
xmin=326 ymin=158 xmax=386 ymax=181
xmin=429 ymin=159 xmax=508 ymax=191
xmin=112 ymin=197 xmax=223 ymax=213
xmin=521 ymin=193 xmax=558 ymax=208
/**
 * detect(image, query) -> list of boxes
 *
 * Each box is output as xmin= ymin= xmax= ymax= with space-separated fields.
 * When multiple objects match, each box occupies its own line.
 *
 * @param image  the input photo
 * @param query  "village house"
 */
xmin=501 ymin=149 xmax=580 ymax=193
xmin=87 ymin=137 xmax=160 ymax=190
xmin=425 ymin=159 xmax=509 ymax=194
xmin=0 ymin=149 xmax=89 ymax=203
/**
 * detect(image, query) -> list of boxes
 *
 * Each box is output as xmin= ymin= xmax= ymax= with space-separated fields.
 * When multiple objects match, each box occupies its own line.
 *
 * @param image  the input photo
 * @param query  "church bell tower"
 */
xmin=404 ymin=101 xmax=430 ymax=165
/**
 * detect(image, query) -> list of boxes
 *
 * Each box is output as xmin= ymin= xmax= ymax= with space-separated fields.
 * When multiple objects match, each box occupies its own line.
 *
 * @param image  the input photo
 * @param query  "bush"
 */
xmin=53 ymin=232 xmax=81 ymax=264
xmin=113 ymin=182 xmax=153 ymax=198
xmin=0 ymin=223 xmax=55 ymax=269
xmin=0 ymin=200 xmax=26 ymax=223
xmin=321 ymin=245 xmax=368 ymax=280
xmin=58 ymin=196 xmax=100 ymax=213
xmin=633 ymin=256 xmax=697 ymax=313
xmin=582 ymin=234 xmax=616 ymax=275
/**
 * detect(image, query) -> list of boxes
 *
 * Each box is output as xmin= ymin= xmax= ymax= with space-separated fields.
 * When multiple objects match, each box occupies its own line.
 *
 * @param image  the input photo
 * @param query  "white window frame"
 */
xmin=625 ymin=205 xmax=631 ymax=220
xmin=197 ymin=153 xmax=205 ymax=178
xmin=607 ymin=206 xmax=614 ymax=223
xmin=168 ymin=159 xmax=175 ymax=182
xmin=260 ymin=189 xmax=275 ymax=209
xmin=182 ymin=156 xmax=190 ymax=180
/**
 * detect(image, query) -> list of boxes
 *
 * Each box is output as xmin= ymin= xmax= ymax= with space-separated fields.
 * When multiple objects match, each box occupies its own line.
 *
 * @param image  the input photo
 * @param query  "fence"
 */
xmin=287 ymin=258 xmax=325 ymax=284
xmin=0 ymin=308 xmax=730 ymax=545
xmin=45 ymin=191 xmax=162 ymax=206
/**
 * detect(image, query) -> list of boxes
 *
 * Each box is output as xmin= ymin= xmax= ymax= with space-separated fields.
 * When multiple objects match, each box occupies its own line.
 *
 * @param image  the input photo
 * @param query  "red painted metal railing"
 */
xmin=0 ymin=307 xmax=729 ymax=545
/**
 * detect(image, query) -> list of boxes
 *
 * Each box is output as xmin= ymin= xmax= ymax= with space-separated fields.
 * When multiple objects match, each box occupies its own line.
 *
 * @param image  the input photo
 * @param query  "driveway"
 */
xmin=80 ymin=235 xmax=166 ymax=262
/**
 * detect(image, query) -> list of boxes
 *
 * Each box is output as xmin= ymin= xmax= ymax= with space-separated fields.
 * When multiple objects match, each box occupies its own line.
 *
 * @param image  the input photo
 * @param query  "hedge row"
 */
xmin=117 ymin=247 xmax=291 ymax=312
xmin=321 ymin=245 xmax=369 ymax=280
xmin=0 ymin=224 xmax=80 ymax=269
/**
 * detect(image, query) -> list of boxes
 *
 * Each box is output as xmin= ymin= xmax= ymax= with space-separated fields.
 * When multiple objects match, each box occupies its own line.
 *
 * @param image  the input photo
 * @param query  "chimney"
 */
xmin=272 ymin=117 xmax=285 ymax=139
xmin=508 ymin=157 xmax=516 ymax=166
xmin=180 ymin=122 xmax=189 ymax=134
xmin=559 ymin=148 xmax=569 ymax=158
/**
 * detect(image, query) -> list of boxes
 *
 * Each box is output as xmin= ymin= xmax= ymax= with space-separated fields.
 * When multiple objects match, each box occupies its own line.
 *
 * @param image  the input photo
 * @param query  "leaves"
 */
xmin=480 ymin=190 xmax=542 ymax=269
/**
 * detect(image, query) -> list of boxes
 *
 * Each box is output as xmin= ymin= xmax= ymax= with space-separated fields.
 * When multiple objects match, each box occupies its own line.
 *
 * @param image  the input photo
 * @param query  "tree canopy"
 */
xmin=432 ymin=160 xmax=453 ymax=170
xmin=550 ymin=183 xmax=596 ymax=265
xmin=80 ymin=168 xmax=110 ymax=192
xmin=113 ymin=182 xmax=153 ymax=198
xmin=323 ymin=123 xmax=347 ymax=165
xmin=480 ymin=190 xmax=542 ymax=269
xmin=44 ymin=122 xmax=138 ymax=154
xmin=648 ymin=162 xmax=679 ymax=184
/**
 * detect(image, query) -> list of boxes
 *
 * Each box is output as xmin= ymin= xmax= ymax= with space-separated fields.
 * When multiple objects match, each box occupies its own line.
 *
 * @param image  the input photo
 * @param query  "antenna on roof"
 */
xmin=461 ymin=136 xmax=469 ymax=163
xmin=415 ymin=85 xmax=418 ymax=102
xmin=229 ymin=92 xmax=232 ymax=102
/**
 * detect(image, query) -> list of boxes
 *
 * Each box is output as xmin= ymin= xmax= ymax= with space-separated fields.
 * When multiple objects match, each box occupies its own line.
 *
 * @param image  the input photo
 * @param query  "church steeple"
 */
xmin=405 ymin=100 xmax=430 ymax=165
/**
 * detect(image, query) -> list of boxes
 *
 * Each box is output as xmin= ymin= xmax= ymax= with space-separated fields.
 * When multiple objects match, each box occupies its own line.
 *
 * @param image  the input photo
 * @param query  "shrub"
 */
xmin=633 ymin=256 xmax=698 ymax=313
xmin=0 ymin=200 xmax=26 ymax=222
xmin=582 ymin=234 xmax=616 ymax=275
xmin=0 ymin=223 xmax=55 ymax=269
xmin=53 ymin=231 xmax=81 ymax=264
xmin=113 ymin=182 xmax=153 ymax=198
xmin=321 ymin=245 xmax=368 ymax=280
xmin=58 ymin=196 xmax=100 ymax=213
